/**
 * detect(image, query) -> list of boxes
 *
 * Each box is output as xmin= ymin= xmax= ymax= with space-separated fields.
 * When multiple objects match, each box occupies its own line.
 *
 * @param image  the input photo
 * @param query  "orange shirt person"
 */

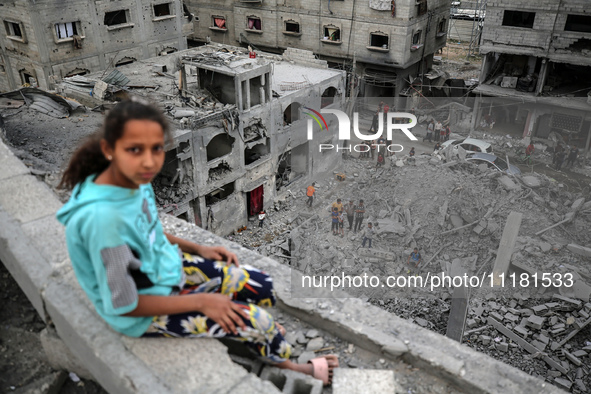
xmin=306 ymin=182 xmax=316 ymax=207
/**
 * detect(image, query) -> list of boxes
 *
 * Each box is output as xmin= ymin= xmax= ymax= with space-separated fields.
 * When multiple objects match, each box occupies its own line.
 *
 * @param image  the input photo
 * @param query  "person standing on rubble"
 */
xmin=552 ymin=143 xmax=564 ymax=165
xmin=434 ymin=121 xmax=442 ymax=142
xmin=345 ymin=200 xmax=355 ymax=231
xmin=376 ymin=151 xmax=385 ymax=167
xmin=361 ymin=223 xmax=374 ymax=249
xmin=407 ymin=248 xmax=422 ymax=267
xmin=332 ymin=198 xmax=343 ymax=214
xmin=424 ymin=120 xmax=434 ymax=143
xmin=565 ymin=146 xmax=579 ymax=168
xmin=369 ymin=110 xmax=379 ymax=133
xmin=306 ymin=182 xmax=316 ymax=207
xmin=331 ymin=207 xmax=340 ymax=236
xmin=555 ymin=149 xmax=567 ymax=171
xmin=258 ymin=210 xmax=266 ymax=228
xmin=524 ymin=143 xmax=535 ymax=164
xmin=353 ymin=200 xmax=366 ymax=233
xmin=338 ymin=210 xmax=345 ymax=237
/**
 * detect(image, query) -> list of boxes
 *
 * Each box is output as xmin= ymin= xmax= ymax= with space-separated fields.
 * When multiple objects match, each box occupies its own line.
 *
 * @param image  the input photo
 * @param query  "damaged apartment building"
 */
xmin=186 ymin=0 xmax=449 ymax=103
xmin=59 ymin=45 xmax=346 ymax=235
xmin=0 ymin=0 xmax=193 ymax=92
xmin=473 ymin=0 xmax=591 ymax=156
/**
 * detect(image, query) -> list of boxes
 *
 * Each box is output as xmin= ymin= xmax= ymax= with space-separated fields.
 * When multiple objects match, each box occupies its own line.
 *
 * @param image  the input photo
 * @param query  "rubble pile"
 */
xmin=463 ymin=294 xmax=591 ymax=393
xmin=229 ymin=150 xmax=591 ymax=392
xmin=152 ymin=174 xmax=192 ymax=207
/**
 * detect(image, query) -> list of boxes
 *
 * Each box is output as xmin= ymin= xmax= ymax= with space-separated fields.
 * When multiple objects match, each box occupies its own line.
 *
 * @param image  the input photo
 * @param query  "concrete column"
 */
xmin=87 ymin=1 xmax=107 ymax=69
xmin=134 ymin=1 xmax=149 ymax=59
xmin=523 ymin=108 xmax=538 ymax=139
xmin=27 ymin=6 xmax=52 ymax=90
xmin=492 ymin=212 xmax=523 ymax=287
xmin=174 ymin=0 xmax=186 ymax=50
xmin=478 ymin=53 xmax=489 ymax=83
xmin=245 ymin=78 xmax=251 ymax=110
xmin=259 ymin=75 xmax=265 ymax=105
xmin=585 ymin=122 xmax=591 ymax=158
xmin=0 ymin=48 xmax=18 ymax=91
xmin=236 ymin=77 xmax=243 ymax=111
xmin=470 ymin=96 xmax=481 ymax=135
xmin=535 ymin=59 xmax=549 ymax=96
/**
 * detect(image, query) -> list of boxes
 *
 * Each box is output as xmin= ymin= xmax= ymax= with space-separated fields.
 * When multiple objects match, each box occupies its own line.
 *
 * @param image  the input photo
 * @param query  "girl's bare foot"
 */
xmin=276 ymin=354 xmax=339 ymax=386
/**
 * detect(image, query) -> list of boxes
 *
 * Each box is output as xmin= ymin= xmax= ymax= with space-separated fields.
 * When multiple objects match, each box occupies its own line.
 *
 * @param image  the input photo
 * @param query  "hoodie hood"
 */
xmin=57 ymin=175 xmax=143 ymax=226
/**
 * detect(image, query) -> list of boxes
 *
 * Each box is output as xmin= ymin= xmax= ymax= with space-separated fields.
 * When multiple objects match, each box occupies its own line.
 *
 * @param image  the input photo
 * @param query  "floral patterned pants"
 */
xmin=142 ymin=254 xmax=292 ymax=364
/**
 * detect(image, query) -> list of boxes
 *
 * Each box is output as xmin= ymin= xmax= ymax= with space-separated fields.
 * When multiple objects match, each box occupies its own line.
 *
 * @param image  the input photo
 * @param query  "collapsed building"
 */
xmin=186 ymin=0 xmax=449 ymax=101
xmin=48 ymin=44 xmax=346 ymax=235
xmin=473 ymin=0 xmax=591 ymax=157
xmin=0 ymin=0 xmax=193 ymax=92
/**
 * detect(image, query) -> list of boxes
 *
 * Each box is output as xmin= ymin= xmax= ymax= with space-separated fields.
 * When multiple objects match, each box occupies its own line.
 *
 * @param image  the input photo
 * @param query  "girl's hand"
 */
xmin=198 ymin=245 xmax=239 ymax=266
xmin=198 ymin=293 xmax=249 ymax=334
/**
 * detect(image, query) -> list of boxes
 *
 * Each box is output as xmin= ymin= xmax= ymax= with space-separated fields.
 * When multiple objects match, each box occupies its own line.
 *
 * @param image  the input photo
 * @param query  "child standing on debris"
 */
xmin=56 ymin=99 xmax=338 ymax=384
xmin=361 ymin=223 xmax=374 ymax=248
xmin=331 ymin=207 xmax=340 ymax=236
xmin=258 ymin=210 xmax=266 ymax=228
xmin=376 ymin=152 xmax=385 ymax=167
xmin=407 ymin=248 xmax=422 ymax=267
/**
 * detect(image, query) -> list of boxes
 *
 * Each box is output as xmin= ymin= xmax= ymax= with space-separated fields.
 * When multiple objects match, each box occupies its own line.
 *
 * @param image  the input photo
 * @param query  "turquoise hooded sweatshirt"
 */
xmin=56 ymin=176 xmax=184 ymax=337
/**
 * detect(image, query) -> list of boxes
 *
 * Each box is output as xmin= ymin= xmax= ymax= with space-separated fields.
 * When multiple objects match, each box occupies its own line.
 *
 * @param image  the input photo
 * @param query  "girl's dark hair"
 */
xmin=59 ymin=98 xmax=170 ymax=190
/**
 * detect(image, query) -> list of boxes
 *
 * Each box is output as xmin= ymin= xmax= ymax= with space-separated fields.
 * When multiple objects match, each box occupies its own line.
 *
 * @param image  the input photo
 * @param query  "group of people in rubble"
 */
xmin=552 ymin=143 xmax=580 ymax=171
xmin=423 ymin=119 xmax=450 ymax=143
xmin=328 ymin=198 xmax=368 ymax=237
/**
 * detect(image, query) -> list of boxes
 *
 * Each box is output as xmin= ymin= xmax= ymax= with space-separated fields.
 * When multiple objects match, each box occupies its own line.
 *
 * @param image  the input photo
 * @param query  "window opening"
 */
xmin=502 ymin=10 xmax=535 ymax=28
xmin=153 ymin=3 xmax=172 ymax=17
xmin=247 ymin=16 xmax=262 ymax=31
xmin=323 ymin=25 xmax=340 ymax=41
xmin=370 ymin=32 xmax=388 ymax=48
xmin=55 ymin=22 xmax=78 ymax=39
xmin=104 ymin=10 xmax=128 ymax=26
xmin=285 ymin=21 xmax=300 ymax=33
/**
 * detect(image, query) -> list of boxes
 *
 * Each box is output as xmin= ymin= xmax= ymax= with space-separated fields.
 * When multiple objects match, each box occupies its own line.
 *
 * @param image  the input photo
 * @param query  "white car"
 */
xmin=440 ymin=138 xmax=493 ymax=154
xmin=466 ymin=153 xmax=521 ymax=175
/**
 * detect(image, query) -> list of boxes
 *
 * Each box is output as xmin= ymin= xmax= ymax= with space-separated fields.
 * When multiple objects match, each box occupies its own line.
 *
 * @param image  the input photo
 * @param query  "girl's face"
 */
xmin=104 ymin=119 xmax=165 ymax=189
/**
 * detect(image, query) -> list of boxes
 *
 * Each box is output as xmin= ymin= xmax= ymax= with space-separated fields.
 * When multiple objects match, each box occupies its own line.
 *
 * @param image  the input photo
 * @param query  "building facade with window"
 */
xmin=186 ymin=0 xmax=449 ymax=101
xmin=0 ymin=0 xmax=193 ymax=92
xmin=473 ymin=0 xmax=591 ymax=156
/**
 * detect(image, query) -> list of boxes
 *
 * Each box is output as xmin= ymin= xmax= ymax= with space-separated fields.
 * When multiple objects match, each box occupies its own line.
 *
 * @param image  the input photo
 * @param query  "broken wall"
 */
xmin=481 ymin=0 xmax=591 ymax=67
xmin=0 ymin=0 xmax=190 ymax=92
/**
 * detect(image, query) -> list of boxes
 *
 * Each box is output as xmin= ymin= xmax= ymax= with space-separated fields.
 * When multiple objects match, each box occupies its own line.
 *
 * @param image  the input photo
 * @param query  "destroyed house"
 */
xmin=186 ymin=0 xmax=449 ymax=103
xmin=473 ymin=0 xmax=591 ymax=155
xmin=0 ymin=0 xmax=192 ymax=93
xmin=59 ymin=45 xmax=346 ymax=235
